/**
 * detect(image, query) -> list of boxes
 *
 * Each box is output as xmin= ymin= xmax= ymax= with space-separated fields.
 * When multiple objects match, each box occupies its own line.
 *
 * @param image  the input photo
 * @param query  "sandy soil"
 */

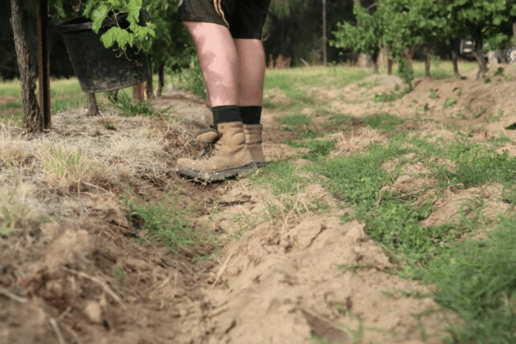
xmin=1 ymin=68 xmax=515 ymax=344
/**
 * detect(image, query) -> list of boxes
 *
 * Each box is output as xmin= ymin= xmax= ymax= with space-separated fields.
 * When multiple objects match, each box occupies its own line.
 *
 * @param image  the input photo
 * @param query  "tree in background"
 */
xmin=446 ymin=0 xmax=516 ymax=79
xmin=331 ymin=2 xmax=385 ymax=73
xmin=143 ymin=0 xmax=195 ymax=97
xmin=333 ymin=0 xmax=516 ymax=81
xmin=265 ymin=0 xmax=356 ymax=66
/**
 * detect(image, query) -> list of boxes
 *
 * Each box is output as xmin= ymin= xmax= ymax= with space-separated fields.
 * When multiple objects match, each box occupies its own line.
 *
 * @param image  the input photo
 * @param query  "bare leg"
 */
xmin=235 ymin=39 xmax=266 ymax=106
xmin=183 ymin=21 xmax=238 ymax=106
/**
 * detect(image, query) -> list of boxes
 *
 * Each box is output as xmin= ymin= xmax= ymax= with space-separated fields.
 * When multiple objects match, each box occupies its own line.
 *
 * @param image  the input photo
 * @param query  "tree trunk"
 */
xmin=157 ymin=64 xmax=165 ymax=97
xmin=372 ymin=50 xmax=379 ymax=74
xmin=146 ymin=57 xmax=154 ymax=99
xmin=513 ymin=22 xmax=516 ymax=44
xmin=472 ymin=35 xmax=487 ymax=79
xmin=86 ymin=93 xmax=99 ymax=116
xmin=451 ymin=50 xmax=461 ymax=78
xmin=322 ymin=0 xmax=327 ymax=65
xmin=405 ymin=45 xmax=417 ymax=71
xmin=133 ymin=82 xmax=146 ymax=102
xmin=424 ymin=46 xmax=431 ymax=79
xmin=10 ymin=0 xmax=42 ymax=133
xmin=387 ymin=57 xmax=393 ymax=75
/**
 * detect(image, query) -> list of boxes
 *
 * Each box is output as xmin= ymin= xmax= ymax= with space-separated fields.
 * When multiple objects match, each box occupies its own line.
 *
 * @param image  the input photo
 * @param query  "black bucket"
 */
xmin=56 ymin=13 xmax=151 ymax=93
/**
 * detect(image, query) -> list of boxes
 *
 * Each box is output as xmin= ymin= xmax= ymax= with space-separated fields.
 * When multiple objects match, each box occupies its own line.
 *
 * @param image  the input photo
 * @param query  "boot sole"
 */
xmin=178 ymin=162 xmax=257 ymax=182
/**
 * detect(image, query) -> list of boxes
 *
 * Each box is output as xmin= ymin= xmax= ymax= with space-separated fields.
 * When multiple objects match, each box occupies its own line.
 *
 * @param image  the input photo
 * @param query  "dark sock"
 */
xmin=239 ymin=106 xmax=262 ymax=125
xmin=212 ymin=105 xmax=241 ymax=130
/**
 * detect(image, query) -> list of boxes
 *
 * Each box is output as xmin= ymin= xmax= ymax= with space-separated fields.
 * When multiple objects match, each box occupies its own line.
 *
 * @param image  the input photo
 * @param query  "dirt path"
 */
xmin=4 ymin=69 xmax=516 ymax=343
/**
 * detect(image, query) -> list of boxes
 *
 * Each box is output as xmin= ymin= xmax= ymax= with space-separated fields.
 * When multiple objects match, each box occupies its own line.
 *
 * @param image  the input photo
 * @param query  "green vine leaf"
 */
xmin=91 ymin=5 xmax=110 ymax=33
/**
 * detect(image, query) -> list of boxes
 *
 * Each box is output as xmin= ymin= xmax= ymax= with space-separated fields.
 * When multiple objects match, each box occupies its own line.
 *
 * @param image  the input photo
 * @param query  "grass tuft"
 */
xmin=125 ymin=196 xmax=213 ymax=254
xmin=109 ymin=91 xmax=174 ymax=117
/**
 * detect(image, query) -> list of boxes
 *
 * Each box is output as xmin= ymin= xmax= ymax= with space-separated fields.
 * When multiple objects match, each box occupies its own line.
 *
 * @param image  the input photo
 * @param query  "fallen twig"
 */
xmin=50 ymin=318 xmax=67 ymax=344
xmin=62 ymin=268 xmax=125 ymax=308
xmin=0 ymin=287 xmax=28 ymax=304
xmin=211 ymin=253 xmax=233 ymax=288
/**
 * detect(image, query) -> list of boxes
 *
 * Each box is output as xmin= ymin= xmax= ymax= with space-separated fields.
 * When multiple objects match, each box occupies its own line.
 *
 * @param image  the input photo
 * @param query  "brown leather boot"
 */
xmin=196 ymin=124 xmax=266 ymax=167
xmin=177 ymin=122 xmax=256 ymax=181
xmin=243 ymin=124 xmax=266 ymax=167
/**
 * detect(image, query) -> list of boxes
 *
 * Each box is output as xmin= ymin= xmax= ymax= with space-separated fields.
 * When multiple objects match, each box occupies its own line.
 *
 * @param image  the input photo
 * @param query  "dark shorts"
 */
xmin=177 ymin=0 xmax=271 ymax=39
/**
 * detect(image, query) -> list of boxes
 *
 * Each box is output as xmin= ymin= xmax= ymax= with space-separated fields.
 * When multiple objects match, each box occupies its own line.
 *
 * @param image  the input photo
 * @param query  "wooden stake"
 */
xmin=36 ymin=0 xmax=51 ymax=129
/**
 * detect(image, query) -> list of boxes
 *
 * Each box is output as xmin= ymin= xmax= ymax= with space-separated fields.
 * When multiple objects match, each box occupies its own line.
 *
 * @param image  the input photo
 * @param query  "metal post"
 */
xmin=36 ymin=0 xmax=51 ymax=129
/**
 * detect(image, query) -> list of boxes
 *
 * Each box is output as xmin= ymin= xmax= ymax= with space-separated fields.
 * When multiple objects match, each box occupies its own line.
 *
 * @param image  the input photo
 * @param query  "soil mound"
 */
xmin=204 ymin=216 xmax=453 ymax=344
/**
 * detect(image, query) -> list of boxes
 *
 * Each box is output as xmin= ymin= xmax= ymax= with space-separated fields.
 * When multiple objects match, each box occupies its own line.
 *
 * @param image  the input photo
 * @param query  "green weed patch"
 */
xmin=285 ymin=139 xmax=335 ymax=158
xmin=125 ymin=196 xmax=213 ymax=254
xmin=374 ymin=88 xmax=410 ymax=102
xmin=363 ymin=113 xmax=405 ymax=132
xmin=249 ymin=160 xmax=307 ymax=195
xmin=109 ymin=91 xmax=174 ymax=117
xmin=425 ymin=217 xmax=516 ymax=343
xmin=279 ymin=114 xmax=313 ymax=126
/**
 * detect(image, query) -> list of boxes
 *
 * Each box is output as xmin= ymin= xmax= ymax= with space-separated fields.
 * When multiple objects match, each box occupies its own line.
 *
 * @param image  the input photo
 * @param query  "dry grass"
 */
xmin=0 ymin=110 xmax=197 ymax=240
xmin=331 ymin=127 xmax=387 ymax=156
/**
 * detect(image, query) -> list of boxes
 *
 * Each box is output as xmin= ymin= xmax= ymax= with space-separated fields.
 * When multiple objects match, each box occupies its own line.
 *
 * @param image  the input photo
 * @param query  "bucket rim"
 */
xmin=55 ymin=14 xmax=126 ymax=33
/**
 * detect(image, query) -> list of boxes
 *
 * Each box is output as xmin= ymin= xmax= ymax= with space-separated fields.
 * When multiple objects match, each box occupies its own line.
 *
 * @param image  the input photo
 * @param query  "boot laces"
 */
xmin=200 ymin=136 xmax=221 ymax=158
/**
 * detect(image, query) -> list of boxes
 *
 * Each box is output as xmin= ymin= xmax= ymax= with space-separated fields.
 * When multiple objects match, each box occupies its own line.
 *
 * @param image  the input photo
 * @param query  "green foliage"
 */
xmin=176 ymin=60 xmax=206 ymax=100
xmin=428 ymin=89 xmax=439 ymax=100
xmin=125 ymin=196 xmax=212 ymax=254
xmin=286 ymin=139 xmax=335 ymax=158
xmin=114 ymin=265 xmax=125 ymax=283
xmin=374 ymin=89 xmax=410 ymax=103
xmin=397 ymin=58 xmax=414 ymax=89
xmin=279 ymin=114 xmax=313 ymax=126
xmin=249 ymin=161 xmax=307 ymax=195
xmin=331 ymin=4 xmax=384 ymax=57
xmin=363 ymin=113 xmax=405 ymax=132
xmin=425 ymin=217 xmax=516 ymax=343
xmin=444 ymin=97 xmax=457 ymax=108
xmin=108 ymin=91 xmax=174 ymax=117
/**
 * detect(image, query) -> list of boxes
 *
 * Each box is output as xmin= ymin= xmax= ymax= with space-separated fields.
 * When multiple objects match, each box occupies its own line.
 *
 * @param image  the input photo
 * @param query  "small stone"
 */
xmin=84 ymin=301 xmax=103 ymax=324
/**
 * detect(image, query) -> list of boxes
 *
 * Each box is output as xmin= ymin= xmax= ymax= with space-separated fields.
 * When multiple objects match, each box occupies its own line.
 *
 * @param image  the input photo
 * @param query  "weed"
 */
xmin=310 ymin=334 xmax=330 ymax=344
xmin=374 ymin=89 xmax=409 ymax=102
xmin=52 ymin=98 xmax=85 ymax=114
xmin=108 ymin=91 xmax=174 ymax=117
xmin=425 ymin=217 xmax=516 ymax=343
xmin=428 ymin=89 xmax=439 ymax=100
xmin=249 ymin=160 xmax=307 ymax=195
xmin=337 ymin=263 xmax=375 ymax=274
xmin=103 ymin=123 xmax=116 ymax=130
xmin=125 ymin=195 xmax=213 ymax=254
xmin=363 ymin=113 xmax=405 ymax=132
xmin=279 ymin=114 xmax=313 ymax=127
xmin=494 ymin=67 xmax=505 ymax=76
xmin=114 ymin=265 xmax=125 ymax=283
xmin=41 ymin=146 xmax=98 ymax=182
xmin=286 ymin=139 xmax=336 ymax=157
xmin=484 ymin=78 xmax=492 ymax=84
xmin=232 ymin=212 xmax=258 ymax=239
xmin=179 ymin=62 xmax=206 ymax=100
xmin=444 ymin=98 xmax=457 ymax=108
xmin=328 ymin=114 xmax=352 ymax=128
xmin=0 ymin=206 xmax=16 ymax=237
xmin=473 ymin=107 xmax=487 ymax=119
xmin=0 ymin=102 xmax=22 ymax=110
